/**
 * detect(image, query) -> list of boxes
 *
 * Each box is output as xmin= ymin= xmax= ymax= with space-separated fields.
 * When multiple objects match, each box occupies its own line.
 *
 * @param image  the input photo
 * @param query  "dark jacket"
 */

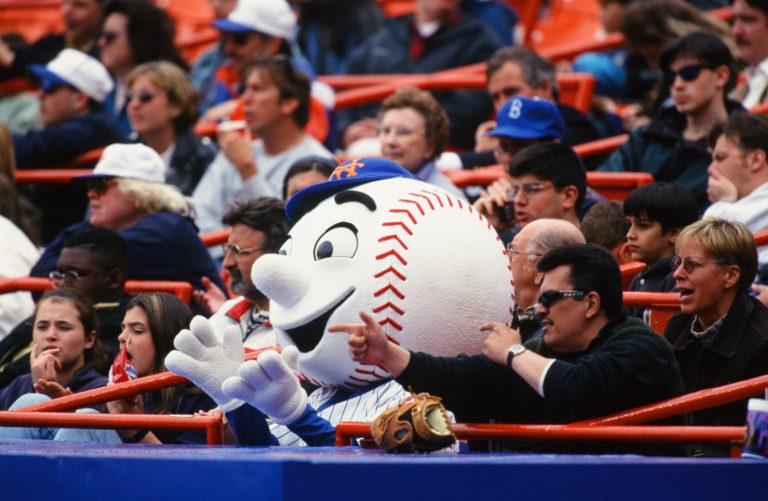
xmin=0 ymin=296 xmax=130 ymax=389
xmin=0 ymin=363 xmax=106 ymax=410
xmin=397 ymin=314 xmax=684 ymax=452
xmin=13 ymin=111 xmax=124 ymax=169
xmin=0 ymin=34 xmax=99 ymax=81
xmin=664 ymin=292 xmax=768 ymax=456
xmin=30 ymin=212 xmax=226 ymax=312
xmin=627 ymin=255 xmax=676 ymax=320
xmin=139 ymin=387 xmax=216 ymax=444
xmin=338 ymin=13 xmax=500 ymax=150
xmin=13 ymin=111 xmax=125 ymax=242
xmin=598 ymin=100 xmax=744 ymax=213
xmin=133 ymin=130 xmax=217 ymax=196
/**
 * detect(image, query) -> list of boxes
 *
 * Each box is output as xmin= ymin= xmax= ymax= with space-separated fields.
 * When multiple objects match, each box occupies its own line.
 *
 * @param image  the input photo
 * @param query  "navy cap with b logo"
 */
xmin=485 ymin=96 xmax=565 ymax=141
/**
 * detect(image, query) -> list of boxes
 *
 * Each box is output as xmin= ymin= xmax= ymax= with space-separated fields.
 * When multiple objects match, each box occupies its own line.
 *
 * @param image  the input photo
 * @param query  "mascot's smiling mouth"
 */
xmin=285 ymin=288 xmax=355 ymax=353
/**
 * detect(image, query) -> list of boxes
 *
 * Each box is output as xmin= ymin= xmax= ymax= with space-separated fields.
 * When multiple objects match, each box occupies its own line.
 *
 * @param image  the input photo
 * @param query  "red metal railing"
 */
xmin=0 ymin=411 xmax=224 ymax=445
xmin=0 ymin=277 xmax=194 ymax=304
xmin=334 ymin=422 xmax=743 ymax=448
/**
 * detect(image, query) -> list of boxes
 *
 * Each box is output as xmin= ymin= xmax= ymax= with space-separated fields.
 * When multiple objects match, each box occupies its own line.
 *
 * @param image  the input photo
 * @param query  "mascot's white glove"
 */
xmin=164 ymin=315 xmax=244 ymax=412
xmin=221 ymin=345 xmax=308 ymax=425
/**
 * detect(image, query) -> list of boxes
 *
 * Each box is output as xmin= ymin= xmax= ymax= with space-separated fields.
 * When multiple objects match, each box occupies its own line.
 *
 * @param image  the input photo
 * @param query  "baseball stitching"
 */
xmin=342 ymin=188 xmax=514 ymax=389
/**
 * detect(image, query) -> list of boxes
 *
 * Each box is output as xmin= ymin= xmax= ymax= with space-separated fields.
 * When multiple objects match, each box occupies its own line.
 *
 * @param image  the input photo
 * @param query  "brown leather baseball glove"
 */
xmin=371 ymin=392 xmax=456 ymax=453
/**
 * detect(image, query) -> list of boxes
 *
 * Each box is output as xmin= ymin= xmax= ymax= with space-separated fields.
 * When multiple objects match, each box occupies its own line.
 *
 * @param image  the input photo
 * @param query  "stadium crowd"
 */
xmin=0 ymin=0 xmax=767 ymax=457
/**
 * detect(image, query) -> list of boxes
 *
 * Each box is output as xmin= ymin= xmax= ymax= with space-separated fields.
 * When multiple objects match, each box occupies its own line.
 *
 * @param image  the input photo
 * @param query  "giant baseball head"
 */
xmin=253 ymin=158 xmax=513 ymax=389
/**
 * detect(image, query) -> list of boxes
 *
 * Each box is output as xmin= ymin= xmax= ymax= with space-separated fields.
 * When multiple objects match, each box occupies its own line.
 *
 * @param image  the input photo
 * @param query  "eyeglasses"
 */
xmin=49 ymin=270 xmax=89 ymax=285
xmin=670 ymin=256 xmax=726 ymax=274
xmin=376 ymin=125 xmax=420 ymax=138
xmin=126 ymin=91 xmax=156 ymax=105
xmin=85 ymin=178 xmax=116 ymax=196
xmin=508 ymin=183 xmax=556 ymax=198
xmin=537 ymin=290 xmax=585 ymax=309
xmin=222 ymin=243 xmax=263 ymax=259
xmin=664 ymin=64 xmax=716 ymax=87
xmin=506 ymin=245 xmax=544 ymax=258
xmin=99 ymin=30 xmax=120 ymax=44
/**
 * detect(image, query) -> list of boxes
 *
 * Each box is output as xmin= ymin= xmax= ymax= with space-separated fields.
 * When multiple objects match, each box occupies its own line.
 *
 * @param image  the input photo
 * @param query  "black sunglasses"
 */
xmin=537 ymin=290 xmax=586 ymax=309
xmin=100 ymin=30 xmax=120 ymax=44
xmin=226 ymin=32 xmax=251 ymax=47
xmin=126 ymin=91 xmax=155 ymax=104
xmin=664 ymin=64 xmax=716 ymax=87
xmin=85 ymin=177 xmax=116 ymax=195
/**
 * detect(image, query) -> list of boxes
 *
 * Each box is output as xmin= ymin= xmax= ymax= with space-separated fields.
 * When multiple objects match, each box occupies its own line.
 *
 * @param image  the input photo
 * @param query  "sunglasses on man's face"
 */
xmin=537 ymin=290 xmax=586 ymax=309
xmin=225 ymin=32 xmax=251 ymax=47
xmin=664 ymin=64 xmax=716 ymax=87
xmin=85 ymin=178 xmax=116 ymax=196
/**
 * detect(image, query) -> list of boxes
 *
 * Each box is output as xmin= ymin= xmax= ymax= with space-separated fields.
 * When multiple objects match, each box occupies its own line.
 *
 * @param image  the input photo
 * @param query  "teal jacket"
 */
xmin=598 ymin=100 xmax=744 ymax=213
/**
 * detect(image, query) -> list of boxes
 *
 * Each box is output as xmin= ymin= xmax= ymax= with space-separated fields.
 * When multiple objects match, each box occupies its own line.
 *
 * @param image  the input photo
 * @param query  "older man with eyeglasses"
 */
xmin=333 ymin=244 xmax=683 ymax=454
xmin=194 ymin=197 xmax=290 ymax=350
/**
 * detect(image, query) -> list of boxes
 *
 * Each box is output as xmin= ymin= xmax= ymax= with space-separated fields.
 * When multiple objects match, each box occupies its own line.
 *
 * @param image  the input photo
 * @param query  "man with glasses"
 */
xmin=506 ymin=218 xmax=585 ymax=342
xmin=0 ymin=228 xmax=129 ymax=389
xmin=335 ymin=244 xmax=683 ymax=452
xmin=599 ymin=31 xmax=744 ymax=213
xmin=196 ymin=198 xmax=290 ymax=350
xmin=193 ymin=56 xmax=332 ymax=237
xmin=12 ymin=48 xmax=124 ymax=242
xmin=476 ymin=142 xmax=588 ymax=246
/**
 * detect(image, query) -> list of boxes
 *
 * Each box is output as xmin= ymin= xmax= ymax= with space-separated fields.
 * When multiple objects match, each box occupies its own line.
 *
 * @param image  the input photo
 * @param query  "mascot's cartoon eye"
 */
xmin=278 ymin=237 xmax=292 ymax=256
xmin=314 ymin=223 xmax=358 ymax=260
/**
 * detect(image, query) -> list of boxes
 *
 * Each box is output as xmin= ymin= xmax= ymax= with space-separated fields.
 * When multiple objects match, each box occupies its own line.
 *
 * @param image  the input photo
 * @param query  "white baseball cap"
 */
xmin=30 ymin=49 xmax=113 ymax=103
xmin=212 ymin=0 xmax=296 ymax=41
xmin=74 ymin=143 xmax=166 ymax=184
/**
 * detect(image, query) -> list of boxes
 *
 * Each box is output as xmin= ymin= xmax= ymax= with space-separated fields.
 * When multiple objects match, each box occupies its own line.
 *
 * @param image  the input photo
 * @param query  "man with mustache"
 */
xmin=194 ymin=197 xmax=290 ymax=349
xmin=731 ymin=0 xmax=768 ymax=107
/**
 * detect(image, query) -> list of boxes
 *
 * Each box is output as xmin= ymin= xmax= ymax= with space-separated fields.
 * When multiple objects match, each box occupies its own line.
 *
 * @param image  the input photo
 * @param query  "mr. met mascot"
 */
xmin=166 ymin=158 xmax=513 ymax=445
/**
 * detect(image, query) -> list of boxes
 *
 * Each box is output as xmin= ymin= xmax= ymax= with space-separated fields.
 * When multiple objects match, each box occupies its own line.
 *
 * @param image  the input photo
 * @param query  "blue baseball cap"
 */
xmin=285 ymin=157 xmax=416 ymax=223
xmin=485 ymin=96 xmax=565 ymax=141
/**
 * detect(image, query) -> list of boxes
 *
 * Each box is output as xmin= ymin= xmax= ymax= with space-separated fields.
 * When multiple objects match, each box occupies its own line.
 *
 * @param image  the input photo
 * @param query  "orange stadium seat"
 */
xmin=620 ymin=261 xmax=645 ymax=290
xmin=377 ymin=0 xmax=416 ymax=17
xmin=0 ymin=0 xmax=62 ymax=44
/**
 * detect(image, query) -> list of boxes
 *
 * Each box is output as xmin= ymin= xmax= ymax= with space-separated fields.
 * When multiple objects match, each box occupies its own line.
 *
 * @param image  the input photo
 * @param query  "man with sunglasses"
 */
xmin=599 ymin=31 xmax=744 ymax=213
xmin=12 ymin=48 xmax=124 ymax=242
xmin=195 ymin=198 xmax=290 ymax=350
xmin=335 ymin=244 xmax=683 ymax=453
xmin=0 ymin=228 xmax=129 ymax=389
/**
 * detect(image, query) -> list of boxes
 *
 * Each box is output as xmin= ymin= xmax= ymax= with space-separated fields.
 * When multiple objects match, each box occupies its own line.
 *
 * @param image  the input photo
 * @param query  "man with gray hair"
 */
xmin=507 ymin=218 xmax=585 ymax=341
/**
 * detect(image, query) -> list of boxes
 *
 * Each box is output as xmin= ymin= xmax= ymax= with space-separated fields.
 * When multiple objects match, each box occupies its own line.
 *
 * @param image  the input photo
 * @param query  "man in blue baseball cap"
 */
xmin=484 ymin=95 xmax=565 ymax=167
xmin=12 ymin=48 xmax=124 ymax=242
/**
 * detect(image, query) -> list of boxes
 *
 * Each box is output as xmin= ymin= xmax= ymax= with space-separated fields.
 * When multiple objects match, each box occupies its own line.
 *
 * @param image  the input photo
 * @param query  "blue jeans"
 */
xmin=0 ymin=393 xmax=122 ymax=443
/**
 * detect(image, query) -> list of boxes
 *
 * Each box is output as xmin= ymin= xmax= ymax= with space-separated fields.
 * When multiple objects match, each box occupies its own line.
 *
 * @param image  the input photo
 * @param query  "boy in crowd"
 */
xmin=581 ymin=201 xmax=632 ymax=265
xmin=623 ymin=182 xmax=699 ymax=319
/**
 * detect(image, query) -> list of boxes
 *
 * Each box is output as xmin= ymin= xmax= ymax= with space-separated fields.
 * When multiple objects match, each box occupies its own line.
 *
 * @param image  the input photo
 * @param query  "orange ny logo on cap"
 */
xmin=331 ymin=159 xmax=365 ymax=180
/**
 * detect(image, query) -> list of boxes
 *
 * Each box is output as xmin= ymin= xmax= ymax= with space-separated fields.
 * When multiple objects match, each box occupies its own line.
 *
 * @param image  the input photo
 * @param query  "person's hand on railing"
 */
xmin=192 ymin=276 xmax=227 ymax=316
xmin=165 ymin=316 xmax=245 ymax=412
xmin=197 ymin=407 xmax=239 ymax=445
